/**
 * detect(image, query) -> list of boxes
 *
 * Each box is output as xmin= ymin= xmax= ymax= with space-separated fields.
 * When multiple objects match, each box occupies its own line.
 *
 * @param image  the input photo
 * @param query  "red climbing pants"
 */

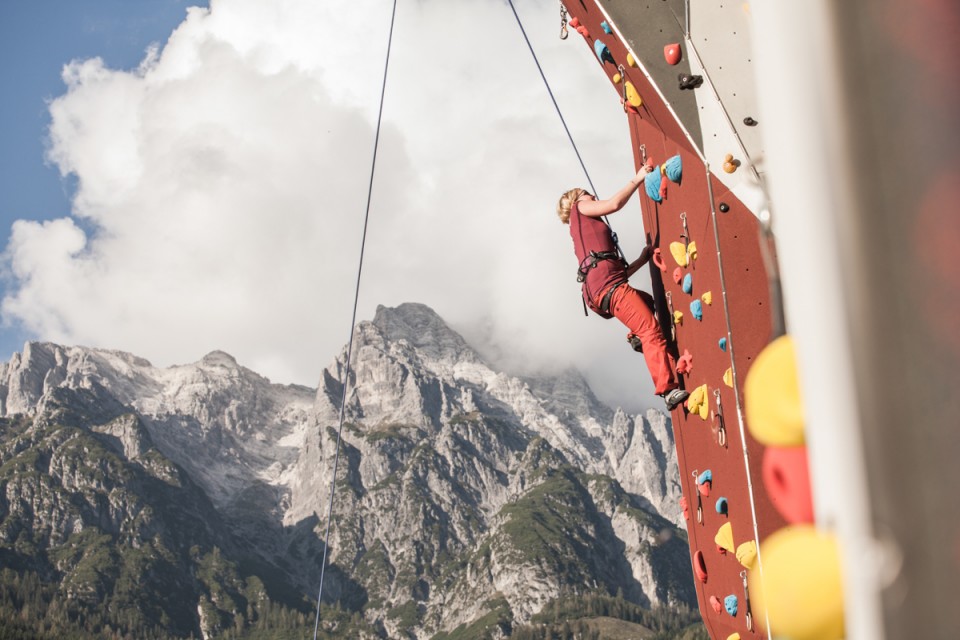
xmin=605 ymin=284 xmax=679 ymax=395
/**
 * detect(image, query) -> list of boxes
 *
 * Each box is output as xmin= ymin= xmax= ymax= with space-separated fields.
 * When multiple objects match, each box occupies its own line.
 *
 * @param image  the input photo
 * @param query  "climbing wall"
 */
xmin=563 ymin=3 xmax=787 ymax=639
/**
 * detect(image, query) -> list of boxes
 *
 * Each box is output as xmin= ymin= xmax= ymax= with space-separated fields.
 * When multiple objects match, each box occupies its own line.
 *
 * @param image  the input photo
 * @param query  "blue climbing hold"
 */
xmin=645 ymin=168 xmax=663 ymax=203
xmin=594 ymin=39 xmax=614 ymax=63
xmin=682 ymin=273 xmax=693 ymax=294
xmin=724 ymin=594 xmax=739 ymax=616
xmin=690 ymin=299 xmax=703 ymax=320
xmin=697 ymin=469 xmax=712 ymax=485
xmin=601 ymin=21 xmax=612 ymax=34
xmin=716 ymin=497 xmax=728 ymax=515
xmin=719 ymin=337 xmax=727 ymax=351
xmin=664 ymin=154 xmax=682 ymax=182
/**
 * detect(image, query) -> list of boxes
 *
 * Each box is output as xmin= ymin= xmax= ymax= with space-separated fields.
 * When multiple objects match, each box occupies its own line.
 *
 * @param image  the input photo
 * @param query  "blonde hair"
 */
xmin=556 ymin=188 xmax=587 ymax=224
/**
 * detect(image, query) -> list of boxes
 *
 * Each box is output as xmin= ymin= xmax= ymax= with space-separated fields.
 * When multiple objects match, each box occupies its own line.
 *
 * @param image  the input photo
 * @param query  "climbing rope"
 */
xmin=311 ymin=1 xmax=398 ymax=638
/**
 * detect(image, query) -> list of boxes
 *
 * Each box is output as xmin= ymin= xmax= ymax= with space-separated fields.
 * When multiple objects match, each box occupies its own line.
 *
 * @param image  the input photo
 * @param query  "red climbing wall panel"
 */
xmin=567 ymin=4 xmax=787 ymax=639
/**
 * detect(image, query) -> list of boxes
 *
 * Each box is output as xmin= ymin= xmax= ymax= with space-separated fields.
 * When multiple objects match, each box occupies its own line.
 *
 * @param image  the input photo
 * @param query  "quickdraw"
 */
xmin=741 ymin=569 xmax=754 ymax=631
xmin=714 ymin=388 xmax=727 ymax=448
xmin=666 ymin=291 xmax=677 ymax=341
xmin=559 ymin=2 xmax=569 ymax=40
xmin=692 ymin=469 xmax=704 ymax=524
xmin=680 ymin=211 xmax=691 ymax=264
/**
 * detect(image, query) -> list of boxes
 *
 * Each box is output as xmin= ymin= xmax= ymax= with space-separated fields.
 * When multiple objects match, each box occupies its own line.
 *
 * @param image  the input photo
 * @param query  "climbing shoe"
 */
xmin=663 ymin=388 xmax=690 ymax=411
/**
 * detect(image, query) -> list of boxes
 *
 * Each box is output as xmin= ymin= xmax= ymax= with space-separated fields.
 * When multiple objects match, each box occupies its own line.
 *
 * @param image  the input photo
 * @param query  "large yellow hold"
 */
xmin=624 ymin=81 xmax=643 ymax=107
xmin=715 ymin=522 xmax=734 ymax=554
xmin=669 ymin=241 xmax=688 ymax=267
xmin=749 ymin=526 xmax=845 ymax=640
xmin=744 ymin=334 xmax=805 ymax=446
xmin=686 ymin=384 xmax=709 ymax=420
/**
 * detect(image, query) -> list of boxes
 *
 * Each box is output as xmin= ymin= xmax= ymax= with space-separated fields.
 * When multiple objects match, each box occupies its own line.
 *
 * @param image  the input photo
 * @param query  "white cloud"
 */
xmin=2 ymin=0 xmax=664 ymax=412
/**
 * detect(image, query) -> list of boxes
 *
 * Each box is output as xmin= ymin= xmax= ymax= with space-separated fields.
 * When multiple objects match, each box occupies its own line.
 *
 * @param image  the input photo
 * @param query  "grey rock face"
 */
xmin=0 ymin=303 xmax=690 ymax=638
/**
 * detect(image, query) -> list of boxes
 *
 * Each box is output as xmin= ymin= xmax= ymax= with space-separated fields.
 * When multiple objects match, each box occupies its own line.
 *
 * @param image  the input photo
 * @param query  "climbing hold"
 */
xmin=624 ymin=81 xmax=643 ymax=107
xmin=673 ymin=267 xmax=683 ymax=284
xmin=749 ymin=527 xmax=844 ymax=640
xmin=594 ymin=39 xmax=614 ymax=63
xmin=697 ymin=469 xmax=713 ymax=486
xmin=568 ymin=17 xmax=580 ymax=28
xmin=719 ymin=202 xmax=730 ymax=213
xmin=645 ymin=167 xmax=663 ymax=202
xmin=743 ymin=116 xmax=758 ymax=126
xmin=735 ymin=540 xmax=757 ymax=569
xmin=687 ymin=384 xmax=709 ymax=420
xmin=690 ymin=299 xmax=703 ymax=321
xmin=652 ymin=247 xmax=666 ymax=272
xmin=727 ymin=635 xmax=741 ymax=640
xmin=612 ymin=72 xmax=622 ymax=83
xmin=658 ymin=166 xmax=669 ymax=200
xmin=763 ymin=446 xmax=815 ymax=524
xmin=576 ymin=25 xmax=590 ymax=37
xmin=715 ymin=522 xmax=734 ymax=554
xmin=719 ymin=337 xmax=727 ymax=351
xmin=701 ymin=291 xmax=712 ymax=305
xmin=723 ymin=367 xmax=734 ymax=388
xmin=744 ymin=335 xmax=805 ymax=447
xmin=725 ymin=595 xmax=739 ymax=617
xmin=682 ymin=273 xmax=693 ymax=294
xmin=710 ymin=595 xmax=723 ymax=614
xmin=687 ymin=241 xmax=697 ymax=262
xmin=626 ymin=52 xmax=637 ymax=67
xmin=664 ymin=155 xmax=682 ymax=183
xmin=680 ymin=496 xmax=690 ymax=520
xmin=663 ymin=43 xmax=682 ymax=65
xmin=677 ymin=349 xmax=693 ymax=375
xmin=673 ymin=310 xmax=684 ymax=325
xmin=669 ymin=241 xmax=687 ymax=267
xmin=694 ymin=550 xmax=708 ymax=583
xmin=722 ymin=154 xmax=739 ymax=173
xmin=715 ymin=497 xmax=728 ymax=515
xmin=600 ymin=20 xmax=612 ymax=34
xmin=678 ymin=73 xmax=703 ymax=90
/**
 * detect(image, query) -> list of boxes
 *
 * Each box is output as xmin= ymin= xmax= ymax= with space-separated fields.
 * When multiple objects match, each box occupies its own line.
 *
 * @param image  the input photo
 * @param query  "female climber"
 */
xmin=557 ymin=166 xmax=689 ymax=411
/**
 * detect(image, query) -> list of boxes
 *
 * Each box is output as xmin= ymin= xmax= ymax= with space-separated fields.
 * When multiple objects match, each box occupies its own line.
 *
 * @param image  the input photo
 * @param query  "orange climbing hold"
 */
xmin=677 ymin=349 xmax=693 ymax=374
xmin=664 ymin=43 xmax=682 ymax=65
xmin=763 ymin=446 xmax=815 ymax=524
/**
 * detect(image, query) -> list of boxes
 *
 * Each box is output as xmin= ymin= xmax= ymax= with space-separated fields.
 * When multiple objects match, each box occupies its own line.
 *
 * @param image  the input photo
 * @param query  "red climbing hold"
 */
xmin=694 ymin=550 xmax=708 ymax=583
xmin=710 ymin=595 xmax=723 ymax=614
xmin=763 ymin=446 xmax=815 ymax=524
xmin=673 ymin=267 xmax=683 ymax=284
xmin=652 ymin=247 xmax=667 ymax=273
xmin=664 ymin=43 xmax=682 ymax=65
xmin=677 ymin=349 xmax=693 ymax=374
xmin=680 ymin=496 xmax=690 ymax=520
xmin=698 ymin=480 xmax=712 ymax=497
xmin=569 ymin=17 xmax=580 ymax=28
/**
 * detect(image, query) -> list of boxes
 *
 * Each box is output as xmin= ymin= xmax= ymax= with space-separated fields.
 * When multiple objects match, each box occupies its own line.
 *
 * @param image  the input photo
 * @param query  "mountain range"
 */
xmin=0 ymin=303 xmax=702 ymax=639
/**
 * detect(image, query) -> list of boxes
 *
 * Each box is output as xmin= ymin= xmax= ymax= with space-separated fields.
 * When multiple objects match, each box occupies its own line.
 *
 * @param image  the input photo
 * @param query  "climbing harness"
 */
xmin=714 ymin=388 xmax=727 ymax=448
xmin=558 ymin=2 xmax=568 ymax=40
xmin=312 ymin=2 xmax=397 ymax=639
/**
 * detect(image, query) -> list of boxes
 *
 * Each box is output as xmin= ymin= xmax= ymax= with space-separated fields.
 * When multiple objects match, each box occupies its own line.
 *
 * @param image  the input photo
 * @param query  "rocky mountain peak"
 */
xmin=370 ymin=302 xmax=477 ymax=364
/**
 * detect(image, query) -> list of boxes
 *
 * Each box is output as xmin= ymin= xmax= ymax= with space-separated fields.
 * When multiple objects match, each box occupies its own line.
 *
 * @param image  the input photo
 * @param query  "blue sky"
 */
xmin=1 ymin=0 xmax=206 ymax=361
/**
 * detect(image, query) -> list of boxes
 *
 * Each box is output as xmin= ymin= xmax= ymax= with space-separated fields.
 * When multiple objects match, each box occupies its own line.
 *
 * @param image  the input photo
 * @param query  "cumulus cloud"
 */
xmin=2 ymin=0 xmax=661 ymax=411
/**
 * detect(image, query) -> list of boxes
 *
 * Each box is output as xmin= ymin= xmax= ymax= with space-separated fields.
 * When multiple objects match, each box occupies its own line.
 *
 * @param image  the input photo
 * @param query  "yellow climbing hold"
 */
xmin=701 ymin=291 xmax=712 ymax=305
xmin=626 ymin=52 xmax=637 ymax=67
xmin=625 ymin=81 xmax=643 ymax=107
xmin=715 ymin=522 xmax=735 ymax=554
xmin=749 ymin=526 xmax=844 ymax=640
xmin=723 ymin=367 xmax=733 ymax=388
xmin=735 ymin=539 xmax=757 ymax=569
xmin=727 ymin=635 xmax=741 ymax=640
xmin=687 ymin=240 xmax=697 ymax=261
xmin=669 ymin=241 xmax=688 ymax=267
xmin=686 ymin=384 xmax=709 ymax=420
xmin=744 ymin=334 xmax=805 ymax=446
xmin=613 ymin=72 xmax=622 ymax=84
xmin=673 ymin=310 xmax=684 ymax=325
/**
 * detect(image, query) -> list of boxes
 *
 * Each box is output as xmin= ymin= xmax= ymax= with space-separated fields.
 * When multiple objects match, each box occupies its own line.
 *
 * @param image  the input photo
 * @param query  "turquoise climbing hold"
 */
xmin=594 ymin=39 xmax=613 ymax=63
xmin=645 ymin=169 xmax=663 ymax=203
xmin=682 ymin=273 xmax=693 ymax=294
xmin=601 ymin=21 xmax=612 ymax=34
xmin=716 ymin=497 xmax=728 ymax=515
xmin=724 ymin=594 xmax=738 ymax=616
xmin=719 ymin=337 xmax=727 ymax=351
xmin=664 ymin=155 xmax=682 ymax=182
xmin=697 ymin=469 xmax=712 ymax=485
xmin=690 ymin=299 xmax=703 ymax=320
